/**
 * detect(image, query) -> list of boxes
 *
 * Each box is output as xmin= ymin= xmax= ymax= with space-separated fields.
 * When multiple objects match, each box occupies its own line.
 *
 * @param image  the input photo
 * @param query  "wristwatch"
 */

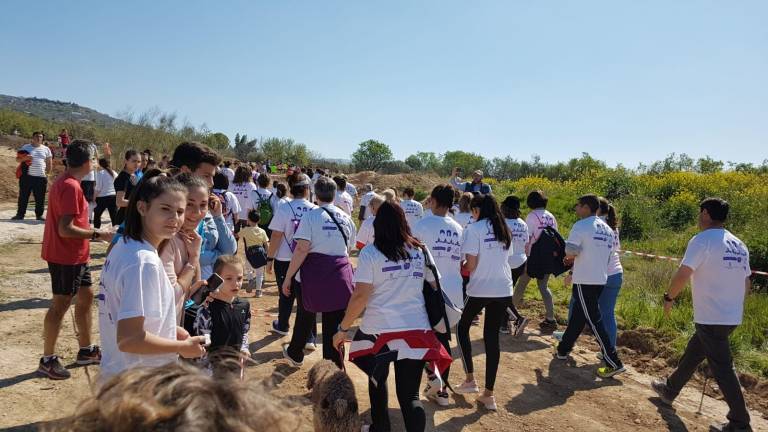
xmin=337 ymin=324 xmax=349 ymax=333
xmin=663 ymin=292 xmax=674 ymax=303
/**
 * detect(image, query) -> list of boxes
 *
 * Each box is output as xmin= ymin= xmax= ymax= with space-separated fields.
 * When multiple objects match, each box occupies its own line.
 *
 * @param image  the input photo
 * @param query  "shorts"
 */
xmin=81 ymin=180 xmax=96 ymax=202
xmin=48 ymin=263 xmax=92 ymax=296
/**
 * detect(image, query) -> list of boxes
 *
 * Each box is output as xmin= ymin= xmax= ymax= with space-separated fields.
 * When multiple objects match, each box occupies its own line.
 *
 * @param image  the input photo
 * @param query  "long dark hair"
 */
xmin=599 ymin=197 xmax=619 ymax=230
xmin=123 ymin=149 xmax=139 ymax=171
xmin=373 ymin=202 xmax=421 ymax=262
xmin=233 ymin=166 xmax=252 ymax=185
xmin=501 ymin=195 xmax=521 ymax=219
xmin=99 ymin=158 xmax=115 ymax=178
xmin=123 ymin=176 xmax=186 ymax=243
xmin=471 ymin=194 xmax=511 ymax=249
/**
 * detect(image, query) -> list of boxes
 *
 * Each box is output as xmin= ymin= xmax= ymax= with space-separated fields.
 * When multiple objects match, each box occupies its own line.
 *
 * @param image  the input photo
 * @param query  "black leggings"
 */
xmin=458 ymin=296 xmax=510 ymax=391
xmin=286 ymin=284 xmax=343 ymax=368
xmin=505 ymin=263 xmax=527 ymax=323
xmin=93 ymin=195 xmax=118 ymax=228
xmin=356 ymin=356 xmax=426 ymax=432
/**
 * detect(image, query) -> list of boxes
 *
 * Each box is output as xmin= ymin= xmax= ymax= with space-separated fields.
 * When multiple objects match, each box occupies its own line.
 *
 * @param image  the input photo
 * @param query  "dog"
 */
xmin=306 ymin=360 xmax=362 ymax=431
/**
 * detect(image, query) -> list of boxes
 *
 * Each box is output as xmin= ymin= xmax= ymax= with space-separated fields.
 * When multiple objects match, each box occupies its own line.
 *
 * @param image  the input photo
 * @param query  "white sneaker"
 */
xmin=305 ymin=342 xmax=317 ymax=351
xmin=454 ymin=380 xmax=480 ymax=394
xmin=477 ymin=394 xmax=497 ymax=411
xmin=255 ymin=289 xmax=263 ymax=298
xmin=422 ymin=375 xmax=443 ymax=397
xmin=426 ymin=390 xmax=450 ymax=407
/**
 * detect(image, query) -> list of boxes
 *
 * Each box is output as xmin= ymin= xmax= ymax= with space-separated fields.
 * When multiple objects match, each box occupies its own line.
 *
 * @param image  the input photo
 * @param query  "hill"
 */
xmin=0 ymin=94 xmax=125 ymax=128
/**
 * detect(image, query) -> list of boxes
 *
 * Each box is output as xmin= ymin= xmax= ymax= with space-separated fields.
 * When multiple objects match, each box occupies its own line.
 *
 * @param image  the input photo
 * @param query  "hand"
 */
xmin=178 ymin=336 xmax=207 ymax=358
xmin=97 ymin=229 xmax=116 ymax=243
xmin=209 ymin=194 xmax=223 ymax=217
xmin=181 ymin=229 xmax=202 ymax=253
xmin=266 ymin=261 xmax=274 ymax=275
xmin=333 ymin=331 xmax=347 ymax=353
xmin=563 ymin=256 xmax=575 ymax=266
xmin=282 ymin=277 xmax=292 ymax=297
xmin=176 ymin=326 xmax=190 ymax=341
xmin=663 ymin=300 xmax=673 ymax=318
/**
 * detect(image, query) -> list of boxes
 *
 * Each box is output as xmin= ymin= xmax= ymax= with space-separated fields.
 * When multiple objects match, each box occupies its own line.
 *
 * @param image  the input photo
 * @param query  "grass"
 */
xmin=521 ymin=258 xmax=768 ymax=378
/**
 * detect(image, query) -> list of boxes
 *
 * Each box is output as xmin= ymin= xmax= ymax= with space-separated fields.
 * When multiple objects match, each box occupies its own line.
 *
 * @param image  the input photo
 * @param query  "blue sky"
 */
xmin=2 ymin=1 xmax=766 ymax=166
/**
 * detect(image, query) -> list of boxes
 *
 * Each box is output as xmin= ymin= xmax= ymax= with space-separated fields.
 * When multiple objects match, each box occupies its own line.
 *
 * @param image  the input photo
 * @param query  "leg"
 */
xmin=93 ymin=197 xmax=106 ymax=229
xmin=697 ymin=325 xmax=750 ymax=428
xmin=512 ymin=269 xmax=531 ymax=308
xmin=576 ymin=284 xmax=622 ymax=369
xmin=537 ymin=274 xmax=555 ymax=321
xmin=483 ymin=298 xmax=507 ymax=392
xmin=394 ymin=359 xmax=427 ymax=432
xmin=558 ymin=284 xmax=587 ymax=355
xmin=106 ymin=196 xmax=118 ymax=226
xmin=457 ymin=297 xmax=487 ymax=377
xmin=599 ymin=273 xmax=623 ymax=347
xmin=666 ymin=330 xmax=707 ymax=396
xmin=274 ymin=260 xmax=294 ymax=332
xmin=253 ymin=266 xmax=265 ymax=291
xmin=285 ymin=283 xmax=315 ymax=362
xmin=321 ymin=309 xmax=345 ymax=368
xmin=32 ymin=176 xmax=47 ymax=219
xmin=356 ymin=355 xmax=392 ymax=432
xmin=73 ymin=267 xmax=94 ymax=348
xmin=15 ymin=175 xmax=32 ymax=218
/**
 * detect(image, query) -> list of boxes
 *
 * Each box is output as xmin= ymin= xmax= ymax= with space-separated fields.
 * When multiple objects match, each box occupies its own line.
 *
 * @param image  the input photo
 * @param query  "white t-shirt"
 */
xmin=566 ymin=216 xmax=616 ymax=285
xmin=525 ymin=209 xmax=558 ymax=252
xmin=413 ymin=215 xmax=464 ymax=307
xmin=461 ymin=219 xmax=514 ymax=298
xmin=229 ymin=182 xmax=256 ymax=219
xmin=605 ymin=224 xmax=623 ymax=276
xmin=401 ymin=199 xmax=424 ymax=230
xmin=359 ymin=191 xmax=376 ymax=220
xmin=681 ymin=228 xmax=750 ymax=325
xmin=268 ymin=198 xmax=316 ymax=261
xmin=95 ymin=169 xmax=117 ymax=197
xmin=294 ymin=204 xmax=356 ymax=256
xmin=334 ymin=191 xmax=354 ymax=216
xmin=21 ymin=144 xmax=52 ymax=178
xmin=98 ymin=238 xmax=178 ymax=379
xmin=213 ymin=189 xmax=241 ymax=232
xmin=505 ymin=218 xmax=529 ymax=269
xmin=222 ymin=167 xmax=235 ymax=183
xmin=453 ymin=211 xmax=473 ymax=228
xmin=356 ymin=216 xmax=375 ymax=248
xmin=354 ymin=244 xmax=434 ymax=334
xmin=345 ymin=183 xmax=358 ymax=198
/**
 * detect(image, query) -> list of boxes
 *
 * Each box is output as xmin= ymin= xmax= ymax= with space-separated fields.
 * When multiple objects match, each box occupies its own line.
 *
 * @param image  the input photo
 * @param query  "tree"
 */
xmin=233 ymin=133 xmax=258 ymax=161
xmin=351 ymin=140 xmax=393 ymax=172
xmin=440 ymin=151 xmax=487 ymax=177
xmin=203 ymin=132 xmax=230 ymax=151
xmin=405 ymin=151 xmax=442 ymax=172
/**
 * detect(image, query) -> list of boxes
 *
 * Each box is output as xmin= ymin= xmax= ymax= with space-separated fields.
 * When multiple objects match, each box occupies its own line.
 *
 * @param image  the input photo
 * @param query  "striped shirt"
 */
xmin=20 ymin=144 xmax=52 ymax=178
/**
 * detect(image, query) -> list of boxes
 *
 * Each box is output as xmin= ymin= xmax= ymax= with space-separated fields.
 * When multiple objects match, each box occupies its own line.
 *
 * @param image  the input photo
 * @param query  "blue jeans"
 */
xmin=566 ymin=272 xmax=623 ymax=347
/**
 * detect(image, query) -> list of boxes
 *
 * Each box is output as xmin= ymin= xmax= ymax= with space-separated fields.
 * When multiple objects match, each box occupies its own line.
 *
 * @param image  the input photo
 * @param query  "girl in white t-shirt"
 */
xmin=98 ymin=176 xmax=206 ymax=380
xmin=229 ymin=166 xmax=257 ymax=233
xmin=356 ymin=193 xmax=384 ymax=250
xmin=500 ymin=195 xmax=530 ymax=335
xmin=512 ymin=190 xmax=559 ymax=330
xmin=93 ymin=158 xmax=118 ymax=229
xmin=455 ymin=194 xmax=525 ymax=411
xmin=453 ymin=192 xmax=474 ymax=228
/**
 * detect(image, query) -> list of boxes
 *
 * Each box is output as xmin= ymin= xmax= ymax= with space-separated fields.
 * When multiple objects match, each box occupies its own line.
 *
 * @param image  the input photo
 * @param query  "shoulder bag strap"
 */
xmin=321 ymin=207 xmax=348 ymax=247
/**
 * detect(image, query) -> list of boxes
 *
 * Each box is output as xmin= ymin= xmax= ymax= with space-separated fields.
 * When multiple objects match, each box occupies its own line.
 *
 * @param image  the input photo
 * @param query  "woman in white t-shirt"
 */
xmin=455 ymin=194 xmax=524 ymax=411
xmin=213 ymin=171 xmax=241 ymax=234
xmin=453 ymin=192 xmax=474 ymax=228
xmin=500 ymin=195 xmax=530 ymax=334
xmin=332 ymin=202 xmax=449 ymax=432
xmin=598 ymin=198 xmax=623 ymax=348
xmin=355 ymin=193 xmax=384 ymax=250
xmin=98 ymin=176 xmax=206 ymax=380
xmin=512 ymin=190 xmax=559 ymax=330
xmin=230 ymin=166 xmax=257 ymax=234
xmin=93 ymin=158 xmax=118 ymax=229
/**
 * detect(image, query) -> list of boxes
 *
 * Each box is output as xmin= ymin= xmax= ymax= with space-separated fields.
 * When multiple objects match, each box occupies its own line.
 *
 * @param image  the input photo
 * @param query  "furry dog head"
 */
xmin=306 ymin=360 xmax=361 ymax=432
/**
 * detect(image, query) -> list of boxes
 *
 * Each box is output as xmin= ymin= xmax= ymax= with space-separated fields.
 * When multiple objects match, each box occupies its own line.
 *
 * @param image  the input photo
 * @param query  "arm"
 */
xmin=45 ymin=157 xmax=52 ymax=174
xmin=282 ymin=240 xmax=310 ymax=295
xmin=117 ymin=316 xmax=205 ymax=358
xmin=335 ymin=281 xmax=375 ymax=346
xmin=213 ymin=215 xmax=237 ymax=254
xmin=116 ymin=191 xmax=129 ymax=208
xmin=58 ymin=214 xmax=113 ymax=241
xmin=462 ymin=254 xmax=479 ymax=273
xmin=663 ymin=265 xmax=694 ymax=316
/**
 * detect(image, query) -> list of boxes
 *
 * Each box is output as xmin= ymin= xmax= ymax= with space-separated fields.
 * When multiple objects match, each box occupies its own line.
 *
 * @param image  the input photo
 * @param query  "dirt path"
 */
xmin=0 ymin=205 xmax=765 ymax=431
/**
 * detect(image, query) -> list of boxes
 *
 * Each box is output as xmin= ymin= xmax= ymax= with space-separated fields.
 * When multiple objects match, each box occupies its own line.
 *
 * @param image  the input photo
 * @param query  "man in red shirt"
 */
xmin=39 ymin=140 xmax=115 ymax=380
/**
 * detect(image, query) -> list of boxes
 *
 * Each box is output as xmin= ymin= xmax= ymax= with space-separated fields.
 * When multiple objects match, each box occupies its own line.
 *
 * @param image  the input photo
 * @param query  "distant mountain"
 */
xmin=0 ymin=94 xmax=126 ymax=127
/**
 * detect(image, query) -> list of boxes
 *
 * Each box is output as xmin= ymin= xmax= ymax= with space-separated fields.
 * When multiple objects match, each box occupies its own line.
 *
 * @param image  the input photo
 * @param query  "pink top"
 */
xmin=159 ymin=233 xmax=196 ymax=322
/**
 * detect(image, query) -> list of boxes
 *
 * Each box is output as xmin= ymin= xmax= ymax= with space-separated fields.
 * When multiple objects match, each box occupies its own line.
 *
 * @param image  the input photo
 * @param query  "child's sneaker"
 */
xmin=37 ymin=356 xmax=71 ymax=380
xmin=255 ymin=288 xmax=263 ymax=298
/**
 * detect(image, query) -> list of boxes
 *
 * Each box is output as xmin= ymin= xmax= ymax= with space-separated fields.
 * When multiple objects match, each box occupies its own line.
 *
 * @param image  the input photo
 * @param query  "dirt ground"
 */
xmin=0 ymin=203 xmax=766 ymax=431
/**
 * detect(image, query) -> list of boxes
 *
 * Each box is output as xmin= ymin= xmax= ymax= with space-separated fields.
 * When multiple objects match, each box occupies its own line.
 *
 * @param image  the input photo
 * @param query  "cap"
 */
xmin=473 ymin=170 xmax=483 ymax=176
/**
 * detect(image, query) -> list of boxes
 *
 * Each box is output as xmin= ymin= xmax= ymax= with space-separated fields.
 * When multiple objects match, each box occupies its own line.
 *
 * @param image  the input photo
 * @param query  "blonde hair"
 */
xmin=368 ymin=194 xmax=385 ymax=213
xmin=45 ymin=362 xmax=300 ymax=432
xmin=381 ymin=189 xmax=398 ymax=203
xmin=213 ymin=255 xmax=243 ymax=275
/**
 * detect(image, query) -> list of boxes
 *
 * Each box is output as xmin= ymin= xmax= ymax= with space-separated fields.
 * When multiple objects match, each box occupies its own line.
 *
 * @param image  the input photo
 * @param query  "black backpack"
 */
xmin=526 ymin=226 xmax=571 ymax=278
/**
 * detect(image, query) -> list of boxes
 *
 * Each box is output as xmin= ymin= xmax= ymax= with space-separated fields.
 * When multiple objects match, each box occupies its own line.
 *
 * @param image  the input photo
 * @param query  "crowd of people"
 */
xmin=11 ymin=132 xmax=756 ymax=432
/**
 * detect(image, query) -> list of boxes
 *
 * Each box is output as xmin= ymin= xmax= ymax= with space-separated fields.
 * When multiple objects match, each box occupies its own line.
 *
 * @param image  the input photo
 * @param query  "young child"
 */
xmin=240 ymin=210 xmax=270 ymax=297
xmin=193 ymin=255 xmax=251 ymax=373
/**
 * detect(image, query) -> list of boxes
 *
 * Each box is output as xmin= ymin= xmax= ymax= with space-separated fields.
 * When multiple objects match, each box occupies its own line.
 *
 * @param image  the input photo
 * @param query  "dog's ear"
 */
xmin=334 ymin=399 xmax=348 ymax=418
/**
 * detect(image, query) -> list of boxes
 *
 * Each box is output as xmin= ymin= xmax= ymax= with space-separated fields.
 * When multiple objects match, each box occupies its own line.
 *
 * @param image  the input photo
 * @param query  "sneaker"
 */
xmin=255 ymin=289 xmax=263 ymax=298
xmin=650 ymin=379 xmax=675 ymax=406
xmin=304 ymin=342 xmax=317 ymax=351
xmin=477 ymin=394 xmax=497 ymax=411
xmin=245 ymin=279 xmax=254 ymax=293
xmin=454 ymin=380 xmax=480 ymax=394
xmin=11 ymin=215 xmax=23 ymax=221
xmin=37 ymin=356 xmax=71 ymax=380
xmin=552 ymin=330 xmax=565 ymax=342
xmin=553 ymin=343 xmax=569 ymax=360
xmin=270 ymin=320 xmax=289 ymax=336
xmin=710 ymin=421 xmax=753 ymax=432
xmin=423 ymin=375 xmax=443 ymax=397
xmin=539 ymin=319 xmax=558 ymax=330
xmin=513 ymin=317 xmax=529 ymax=337
xmin=597 ymin=365 xmax=626 ymax=378
xmin=426 ymin=390 xmax=450 ymax=407
xmin=282 ymin=344 xmax=303 ymax=368
xmin=76 ymin=346 xmax=102 ymax=365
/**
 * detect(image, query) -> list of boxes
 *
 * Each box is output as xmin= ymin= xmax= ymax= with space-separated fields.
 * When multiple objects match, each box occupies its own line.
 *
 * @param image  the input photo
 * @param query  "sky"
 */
xmin=1 ymin=1 xmax=766 ymax=166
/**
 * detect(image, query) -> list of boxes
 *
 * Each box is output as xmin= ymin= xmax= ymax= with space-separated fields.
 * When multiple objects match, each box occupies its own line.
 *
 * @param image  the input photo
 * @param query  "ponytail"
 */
xmin=471 ymin=194 xmax=511 ymax=249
